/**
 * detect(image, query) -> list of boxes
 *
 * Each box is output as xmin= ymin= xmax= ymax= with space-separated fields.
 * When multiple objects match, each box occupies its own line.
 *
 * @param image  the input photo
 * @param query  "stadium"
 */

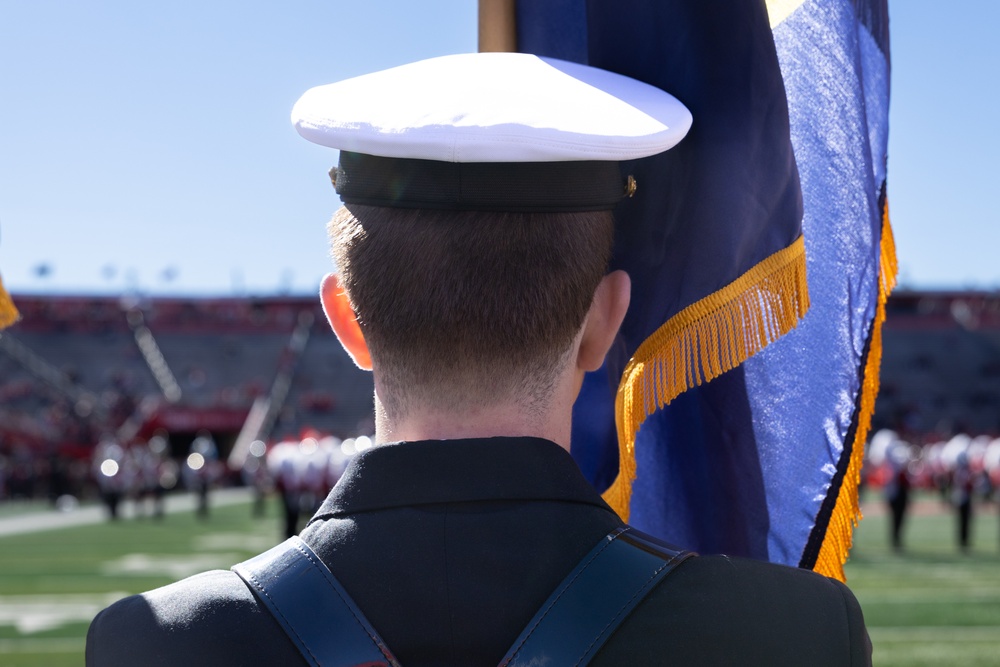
xmin=2 ymin=288 xmax=999 ymax=666
xmin=0 ymin=293 xmax=374 ymax=504
xmin=2 ymin=0 xmax=998 ymax=664
xmin=3 ymin=288 xmax=1000 ymax=506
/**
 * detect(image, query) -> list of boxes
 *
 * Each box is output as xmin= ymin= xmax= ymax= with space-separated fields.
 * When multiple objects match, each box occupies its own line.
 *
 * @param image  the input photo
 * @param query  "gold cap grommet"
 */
xmin=625 ymin=174 xmax=637 ymax=198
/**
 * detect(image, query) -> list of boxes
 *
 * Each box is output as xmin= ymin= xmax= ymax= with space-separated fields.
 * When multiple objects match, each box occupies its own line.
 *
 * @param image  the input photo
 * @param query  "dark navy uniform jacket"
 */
xmin=86 ymin=437 xmax=872 ymax=666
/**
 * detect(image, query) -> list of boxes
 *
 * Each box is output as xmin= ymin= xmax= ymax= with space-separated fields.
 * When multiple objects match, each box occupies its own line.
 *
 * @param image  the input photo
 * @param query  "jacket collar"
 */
xmin=309 ymin=436 xmax=615 ymax=520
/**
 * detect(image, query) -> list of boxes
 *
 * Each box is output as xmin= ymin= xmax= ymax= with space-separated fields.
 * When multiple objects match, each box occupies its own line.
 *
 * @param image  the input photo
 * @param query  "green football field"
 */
xmin=0 ymin=491 xmax=997 ymax=666
xmin=844 ymin=495 xmax=1000 ymax=666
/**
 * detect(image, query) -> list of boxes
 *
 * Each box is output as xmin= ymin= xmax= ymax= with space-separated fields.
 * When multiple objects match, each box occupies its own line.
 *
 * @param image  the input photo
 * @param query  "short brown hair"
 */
xmin=329 ymin=204 xmax=614 ymax=417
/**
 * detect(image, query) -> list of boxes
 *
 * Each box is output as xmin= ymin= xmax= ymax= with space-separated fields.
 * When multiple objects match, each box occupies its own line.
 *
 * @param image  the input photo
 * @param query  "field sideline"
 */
xmin=0 ymin=491 xmax=997 ymax=666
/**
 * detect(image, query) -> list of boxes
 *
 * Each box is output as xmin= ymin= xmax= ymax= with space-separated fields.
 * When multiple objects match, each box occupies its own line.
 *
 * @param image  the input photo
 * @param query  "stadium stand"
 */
xmin=5 ymin=289 xmax=1000 ymax=503
xmin=875 ymin=291 xmax=1000 ymax=438
xmin=0 ymin=295 xmax=374 ymax=482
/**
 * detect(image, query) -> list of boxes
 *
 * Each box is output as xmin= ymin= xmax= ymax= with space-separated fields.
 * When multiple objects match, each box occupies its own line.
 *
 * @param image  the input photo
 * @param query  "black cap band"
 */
xmin=333 ymin=151 xmax=629 ymax=212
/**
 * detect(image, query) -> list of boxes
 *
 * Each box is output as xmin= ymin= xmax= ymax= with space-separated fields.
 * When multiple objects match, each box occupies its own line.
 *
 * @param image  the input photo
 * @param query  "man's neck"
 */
xmin=373 ymin=395 xmax=573 ymax=452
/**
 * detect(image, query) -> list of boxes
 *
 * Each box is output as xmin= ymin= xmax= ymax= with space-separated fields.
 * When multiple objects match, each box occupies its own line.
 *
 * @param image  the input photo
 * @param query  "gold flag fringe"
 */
xmin=602 ymin=235 xmax=810 ymax=519
xmin=813 ymin=201 xmax=897 ymax=582
xmin=0 ymin=274 xmax=18 ymax=330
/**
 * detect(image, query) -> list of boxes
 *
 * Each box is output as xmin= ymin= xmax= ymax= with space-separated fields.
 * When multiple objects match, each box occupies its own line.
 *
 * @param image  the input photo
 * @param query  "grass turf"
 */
xmin=844 ymin=495 xmax=1000 ymax=667
xmin=0 ymin=494 xmax=282 ymax=667
xmin=0 ymin=492 xmax=997 ymax=666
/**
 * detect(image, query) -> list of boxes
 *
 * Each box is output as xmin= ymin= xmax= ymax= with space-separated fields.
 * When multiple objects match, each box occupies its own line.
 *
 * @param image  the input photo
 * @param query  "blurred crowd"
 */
xmin=262 ymin=432 xmax=364 ymax=538
xmin=866 ymin=429 xmax=1000 ymax=552
xmin=4 ymin=422 xmax=998 ymax=552
xmin=0 ymin=427 xmax=366 ymax=540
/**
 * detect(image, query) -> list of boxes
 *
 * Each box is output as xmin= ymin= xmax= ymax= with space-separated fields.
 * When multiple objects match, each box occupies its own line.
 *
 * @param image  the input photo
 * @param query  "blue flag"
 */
xmin=517 ymin=0 xmax=894 ymax=580
xmin=751 ymin=0 xmax=894 ymax=579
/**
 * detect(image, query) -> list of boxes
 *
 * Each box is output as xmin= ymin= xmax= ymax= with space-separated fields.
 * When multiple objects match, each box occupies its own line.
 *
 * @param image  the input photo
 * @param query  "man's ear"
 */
xmin=577 ymin=270 xmax=631 ymax=373
xmin=319 ymin=273 xmax=372 ymax=370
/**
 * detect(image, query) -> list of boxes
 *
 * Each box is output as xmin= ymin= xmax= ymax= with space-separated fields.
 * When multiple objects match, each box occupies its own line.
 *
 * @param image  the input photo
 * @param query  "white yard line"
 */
xmin=870 ymin=626 xmax=1000 ymax=642
xmin=0 ymin=488 xmax=253 ymax=538
xmin=0 ymin=638 xmax=85 ymax=654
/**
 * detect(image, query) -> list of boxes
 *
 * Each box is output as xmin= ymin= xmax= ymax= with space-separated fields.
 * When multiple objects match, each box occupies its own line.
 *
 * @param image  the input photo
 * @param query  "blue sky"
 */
xmin=0 ymin=0 xmax=996 ymax=295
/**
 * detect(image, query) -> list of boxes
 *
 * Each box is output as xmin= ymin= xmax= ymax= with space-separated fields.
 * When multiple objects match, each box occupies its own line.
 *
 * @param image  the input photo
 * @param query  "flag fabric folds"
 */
xmin=759 ymin=0 xmax=893 ymax=579
xmin=517 ymin=0 xmax=893 ymax=581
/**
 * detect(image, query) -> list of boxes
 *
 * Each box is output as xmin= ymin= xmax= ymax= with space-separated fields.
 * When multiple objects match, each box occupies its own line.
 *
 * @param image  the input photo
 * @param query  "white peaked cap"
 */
xmin=292 ymin=52 xmax=692 ymax=163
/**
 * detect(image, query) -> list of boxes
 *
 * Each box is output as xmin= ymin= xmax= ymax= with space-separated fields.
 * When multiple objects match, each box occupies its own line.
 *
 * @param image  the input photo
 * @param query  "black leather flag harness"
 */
xmin=232 ymin=526 xmax=694 ymax=667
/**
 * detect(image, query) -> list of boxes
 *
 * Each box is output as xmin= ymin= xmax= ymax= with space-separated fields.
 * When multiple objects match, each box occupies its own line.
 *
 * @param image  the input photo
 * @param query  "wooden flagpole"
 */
xmin=478 ymin=0 xmax=517 ymax=52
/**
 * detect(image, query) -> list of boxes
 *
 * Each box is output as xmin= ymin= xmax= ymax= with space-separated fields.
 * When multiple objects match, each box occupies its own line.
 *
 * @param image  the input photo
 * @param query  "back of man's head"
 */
xmin=295 ymin=53 xmax=692 ymax=426
xmin=329 ymin=204 xmax=614 ymax=419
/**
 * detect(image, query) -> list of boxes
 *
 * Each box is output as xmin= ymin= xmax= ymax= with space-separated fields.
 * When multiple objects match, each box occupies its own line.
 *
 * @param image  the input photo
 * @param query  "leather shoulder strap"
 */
xmin=232 ymin=536 xmax=399 ymax=667
xmin=499 ymin=526 xmax=695 ymax=667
